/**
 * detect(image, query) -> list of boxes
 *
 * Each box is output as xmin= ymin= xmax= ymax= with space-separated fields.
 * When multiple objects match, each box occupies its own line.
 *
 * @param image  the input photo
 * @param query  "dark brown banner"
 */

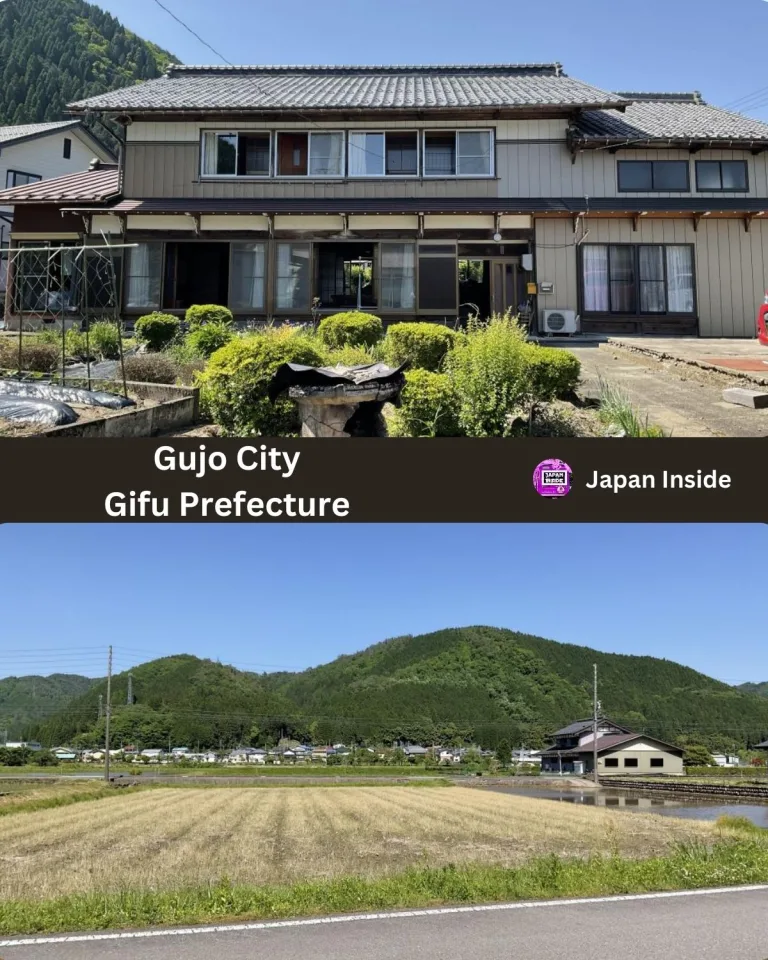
xmin=0 ymin=438 xmax=766 ymax=522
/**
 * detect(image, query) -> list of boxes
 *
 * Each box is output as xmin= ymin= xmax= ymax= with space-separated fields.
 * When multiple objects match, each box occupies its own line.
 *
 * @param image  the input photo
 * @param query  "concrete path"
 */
xmin=3 ymin=887 xmax=767 ymax=960
xmin=569 ymin=343 xmax=768 ymax=437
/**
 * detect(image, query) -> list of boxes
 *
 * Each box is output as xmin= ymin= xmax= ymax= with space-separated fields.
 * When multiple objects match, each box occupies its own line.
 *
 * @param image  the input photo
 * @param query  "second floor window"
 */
xmin=618 ymin=160 xmax=689 ymax=192
xmin=696 ymin=160 xmax=748 ymax=191
xmin=277 ymin=132 xmax=344 ymax=176
xmin=348 ymin=132 xmax=419 ymax=176
xmin=6 ymin=170 xmax=42 ymax=188
xmin=202 ymin=132 xmax=271 ymax=177
xmin=424 ymin=130 xmax=493 ymax=176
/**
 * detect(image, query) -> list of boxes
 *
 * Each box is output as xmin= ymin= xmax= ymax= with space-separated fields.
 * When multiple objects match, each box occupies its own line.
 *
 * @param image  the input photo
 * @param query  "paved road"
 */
xmin=570 ymin=343 xmax=768 ymax=437
xmin=3 ymin=887 xmax=767 ymax=960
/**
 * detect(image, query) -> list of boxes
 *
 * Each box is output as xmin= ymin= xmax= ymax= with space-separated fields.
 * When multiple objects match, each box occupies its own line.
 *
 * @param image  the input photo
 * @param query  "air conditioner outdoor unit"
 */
xmin=541 ymin=309 xmax=579 ymax=335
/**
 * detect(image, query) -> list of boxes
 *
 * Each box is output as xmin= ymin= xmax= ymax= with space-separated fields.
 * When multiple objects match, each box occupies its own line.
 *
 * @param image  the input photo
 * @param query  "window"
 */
xmin=617 ymin=160 xmax=689 ymax=192
xmin=347 ymin=132 xmax=418 ymax=176
xmin=623 ymin=758 xmax=639 ymax=768
xmin=84 ymin=250 xmax=123 ymax=310
xmin=230 ymin=242 xmax=266 ymax=310
xmin=276 ymin=132 xmax=344 ymax=177
xmin=63 ymin=137 xmax=72 ymax=159
xmin=275 ymin=242 xmax=310 ymax=309
xmin=696 ymin=160 xmax=748 ymax=191
xmin=125 ymin=242 xmax=162 ymax=310
xmin=202 ymin=132 xmax=271 ymax=177
xmin=380 ymin=243 xmax=415 ymax=309
xmin=5 ymin=170 xmax=42 ymax=188
xmin=604 ymin=758 xmax=619 ymax=768
xmin=14 ymin=242 xmax=78 ymax=313
xmin=650 ymin=758 xmax=664 ymax=768
xmin=424 ymin=130 xmax=493 ymax=177
xmin=581 ymin=244 xmax=695 ymax=316
xmin=418 ymin=244 xmax=457 ymax=311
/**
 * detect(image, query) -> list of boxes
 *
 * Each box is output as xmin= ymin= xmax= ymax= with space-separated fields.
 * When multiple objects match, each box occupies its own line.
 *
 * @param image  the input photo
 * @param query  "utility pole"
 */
xmin=127 ymin=674 xmax=133 ymax=706
xmin=593 ymin=663 xmax=599 ymax=785
xmin=98 ymin=694 xmax=103 ymax=720
xmin=104 ymin=646 xmax=113 ymax=783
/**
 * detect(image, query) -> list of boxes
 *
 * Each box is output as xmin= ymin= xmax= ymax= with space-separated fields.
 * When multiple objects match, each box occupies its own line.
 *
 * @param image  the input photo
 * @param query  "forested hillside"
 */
xmin=0 ymin=673 xmax=94 ymax=738
xmin=738 ymin=681 xmax=768 ymax=698
xmin=27 ymin=629 xmax=768 ymax=753
xmin=0 ymin=0 xmax=178 ymax=125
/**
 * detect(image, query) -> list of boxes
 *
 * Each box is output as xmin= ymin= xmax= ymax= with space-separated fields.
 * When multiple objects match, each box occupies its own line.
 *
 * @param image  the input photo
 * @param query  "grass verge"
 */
xmin=0 ymin=783 xmax=129 ymax=818
xmin=597 ymin=377 xmax=667 ymax=437
xmin=2 ymin=837 xmax=766 ymax=937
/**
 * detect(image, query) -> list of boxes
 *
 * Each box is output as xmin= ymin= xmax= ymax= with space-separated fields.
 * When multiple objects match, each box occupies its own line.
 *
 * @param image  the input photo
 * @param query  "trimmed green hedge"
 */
xmin=186 ymin=323 xmax=234 ymax=358
xmin=134 ymin=313 xmax=180 ymax=351
xmin=199 ymin=328 xmax=325 ymax=436
xmin=524 ymin=344 xmax=581 ymax=401
xmin=317 ymin=311 xmax=383 ymax=349
xmin=185 ymin=304 xmax=234 ymax=328
xmin=383 ymin=322 xmax=457 ymax=372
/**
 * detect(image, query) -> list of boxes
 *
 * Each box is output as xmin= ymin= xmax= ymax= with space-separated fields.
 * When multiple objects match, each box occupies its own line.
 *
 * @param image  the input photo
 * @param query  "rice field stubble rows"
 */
xmin=0 ymin=785 xmax=717 ymax=902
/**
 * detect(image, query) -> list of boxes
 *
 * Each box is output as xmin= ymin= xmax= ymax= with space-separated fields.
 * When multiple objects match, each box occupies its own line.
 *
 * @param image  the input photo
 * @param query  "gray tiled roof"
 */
xmin=572 ymin=94 xmax=768 ymax=144
xmin=68 ymin=64 xmax=629 ymax=113
xmin=0 ymin=120 xmax=80 ymax=145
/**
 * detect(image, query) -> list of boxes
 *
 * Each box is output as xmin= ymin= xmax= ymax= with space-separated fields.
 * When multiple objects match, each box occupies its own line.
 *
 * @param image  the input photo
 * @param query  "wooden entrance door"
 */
xmin=490 ymin=259 xmax=520 ymax=316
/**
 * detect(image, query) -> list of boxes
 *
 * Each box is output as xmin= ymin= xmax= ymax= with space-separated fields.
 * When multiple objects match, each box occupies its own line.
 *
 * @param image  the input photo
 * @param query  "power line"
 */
xmin=149 ymin=0 xmax=231 ymax=65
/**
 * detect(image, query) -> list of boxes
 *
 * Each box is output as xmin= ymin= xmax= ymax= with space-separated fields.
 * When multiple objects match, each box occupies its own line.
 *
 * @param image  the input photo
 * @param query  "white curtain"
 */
xmin=201 ymin=133 xmax=217 ymax=176
xmin=639 ymin=245 xmax=665 ymax=313
xmin=276 ymin=243 xmax=310 ymax=309
xmin=309 ymin=133 xmax=344 ymax=176
xmin=582 ymin=245 xmax=609 ymax=312
xmin=125 ymin=243 xmax=161 ymax=309
xmin=457 ymin=131 xmax=492 ymax=176
xmin=381 ymin=243 xmax=415 ymax=309
xmin=666 ymin=246 xmax=694 ymax=313
xmin=231 ymin=242 xmax=265 ymax=309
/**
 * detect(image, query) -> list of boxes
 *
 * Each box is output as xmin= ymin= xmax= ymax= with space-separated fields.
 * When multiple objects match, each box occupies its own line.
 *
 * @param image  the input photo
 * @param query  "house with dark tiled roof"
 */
xmin=540 ymin=718 xmax=684 ymax=776
xmin=0 ymin=120 xmax=115 ymax=301
xmin=2 ymin=64 xmax=768 ymax=336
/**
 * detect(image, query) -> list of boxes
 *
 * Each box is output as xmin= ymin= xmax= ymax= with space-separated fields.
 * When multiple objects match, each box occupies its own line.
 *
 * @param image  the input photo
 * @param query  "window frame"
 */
xmin=578 ymin=243 xmax=697 ymax=318
xmin=422 ymin=129 xmax=495 ymax=179
xmin=5 ymin=169 xmax=43 ymax=189
xmin=63 ymin=137 xmax=72 ymax=160
xmin=229 ymin=241 xmax=267 ymax=312
xmin=650 ymin=757 xmax=665 ymax=768
xmin=275 ymin=130 xmax=346 ymax=179
xmin=347 ymin=131 xmax=419 ymax=178
xmin=695 ymin=159 xmax=749 ymax=193
xmin=603 ymin=757 xmax=619 ymax=768
xmin=200 ymin=130 xmax=273 ymax=180
xmin=623 ymin=757 xmax=640 ymax=768
xmin=617 ymin=159 xmax=690 ymax=193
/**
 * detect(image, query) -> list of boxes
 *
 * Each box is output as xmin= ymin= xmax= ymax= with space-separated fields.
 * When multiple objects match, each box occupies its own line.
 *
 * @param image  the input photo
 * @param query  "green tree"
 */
xmin=683 ymin=744 xmax=715 ymax=767
xmin=496 ymin=739 xmax=512 ymax=767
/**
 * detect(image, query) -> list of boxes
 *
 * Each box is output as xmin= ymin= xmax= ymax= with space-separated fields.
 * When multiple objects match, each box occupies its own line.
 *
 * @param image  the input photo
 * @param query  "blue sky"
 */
xmin=0 ymin=524 xmax=764 ymax=685
xmin=90 ymin=0 xmax=768 ymax=117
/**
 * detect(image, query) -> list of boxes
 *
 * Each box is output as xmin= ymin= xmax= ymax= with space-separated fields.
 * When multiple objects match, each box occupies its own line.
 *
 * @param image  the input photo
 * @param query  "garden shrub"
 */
xmin=122 ymin=353 xmax=178 ymax=384
xmin=185 ymin=304 xmax=233 ymax=329
xmin=186 ymin=322 xmax=234 ymax=358
xmin=386 ymin=368 xmax=462 ymax=437
xmin=0 ymin=340 xmax=59 ymax=373
xmin=383 ymin=322 xmax=457 ymax=372
xmin=134 ymin=312 xmax=180 ymax=351
xmin=323 ymin=344 xmax=378 ymax=368
xmin=524 ymin=344 xmax=581 ymax=401
xmin=317 ymin=311 xmax=383 ymax=350
xmin=65 ymin=326 xmax=88 ymax=360
xmin=88 ymin=321 xmax=122 ymax=360
xmin=446 ymin=313 xmax=531 ymax=437
xmin=198 ymin=327 xmax=325 ymax=436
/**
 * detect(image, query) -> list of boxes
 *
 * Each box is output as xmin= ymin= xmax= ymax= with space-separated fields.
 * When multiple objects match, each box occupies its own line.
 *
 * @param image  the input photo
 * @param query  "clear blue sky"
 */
xmin=1 ymin=524 xmax=765 ymax=685
xmin=91 ymin=0 xmax=768 ymax=117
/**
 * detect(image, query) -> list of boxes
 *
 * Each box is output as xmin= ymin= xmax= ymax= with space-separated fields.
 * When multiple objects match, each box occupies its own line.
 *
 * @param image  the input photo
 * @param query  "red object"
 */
xmin=758 ymin=293 xmax=768 ymax=346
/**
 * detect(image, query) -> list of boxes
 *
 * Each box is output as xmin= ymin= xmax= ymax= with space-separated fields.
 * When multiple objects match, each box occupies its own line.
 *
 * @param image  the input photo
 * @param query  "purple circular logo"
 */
xmin=533 ymin=459 xmax=572 ymax=498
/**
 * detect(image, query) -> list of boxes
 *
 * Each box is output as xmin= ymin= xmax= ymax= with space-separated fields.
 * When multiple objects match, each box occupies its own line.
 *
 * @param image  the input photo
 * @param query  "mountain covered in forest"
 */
xmin=0 ymin=0 xmax=178 ymax=125
xmin=0 ymin=673 xmax=95 ymax=737
xmin=24 ymin=628 xmax=768 ymax=753
xmin=738 ymin=681 xmax=768 ymax=698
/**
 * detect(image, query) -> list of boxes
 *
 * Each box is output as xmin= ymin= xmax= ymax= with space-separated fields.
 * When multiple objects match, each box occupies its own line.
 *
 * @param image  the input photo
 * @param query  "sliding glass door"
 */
xmin=580 ymin=244 xmax=695 ymax=317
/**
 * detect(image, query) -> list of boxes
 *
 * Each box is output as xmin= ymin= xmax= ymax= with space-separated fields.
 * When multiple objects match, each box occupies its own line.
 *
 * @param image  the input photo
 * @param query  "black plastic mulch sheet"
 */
xmin=268 ymin=362 xmax=408 ymax=402
xmin=0 ymin=396 xmax=78 ymax=426
xmin=0 ymin=379 xmax=134 ymax=410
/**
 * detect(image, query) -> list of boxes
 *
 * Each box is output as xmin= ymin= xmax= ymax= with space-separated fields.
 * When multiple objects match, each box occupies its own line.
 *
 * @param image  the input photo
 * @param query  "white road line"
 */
xmin=2 ymin=884 xmax=768 ymax=948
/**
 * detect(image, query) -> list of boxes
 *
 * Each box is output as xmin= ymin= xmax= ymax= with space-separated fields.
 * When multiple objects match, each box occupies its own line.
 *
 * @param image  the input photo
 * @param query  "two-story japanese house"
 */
xmin=3 ymin=62 xmax=768 ymax=337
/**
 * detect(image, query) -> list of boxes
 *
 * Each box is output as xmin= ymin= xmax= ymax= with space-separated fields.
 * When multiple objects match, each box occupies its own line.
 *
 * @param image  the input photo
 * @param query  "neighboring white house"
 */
xmin=712 ymin=754 xmax=741 ymax=768
xmin=0 ymin=120 xmax=115 ymax=296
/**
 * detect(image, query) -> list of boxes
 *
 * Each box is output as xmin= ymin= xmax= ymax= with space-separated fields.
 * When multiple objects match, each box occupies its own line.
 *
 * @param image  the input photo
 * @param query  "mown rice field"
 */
xmin=0 ymin=785 xmax=716 ymax=902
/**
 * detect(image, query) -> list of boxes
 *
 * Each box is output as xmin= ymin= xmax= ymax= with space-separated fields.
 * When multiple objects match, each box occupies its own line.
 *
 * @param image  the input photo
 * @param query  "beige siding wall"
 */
xmin=598 ymin=747 xmax=684 ymax=776
xmin=535 ymin=216 xmax=768 ymax=337
xmin=499 ymin=145 xmax=768 ymax=198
